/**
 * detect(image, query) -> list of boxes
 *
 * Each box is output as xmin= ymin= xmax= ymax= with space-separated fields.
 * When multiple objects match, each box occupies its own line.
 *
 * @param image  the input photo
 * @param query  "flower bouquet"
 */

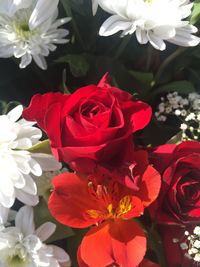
xmin=0 ymin=0 xmax=200 ymax=267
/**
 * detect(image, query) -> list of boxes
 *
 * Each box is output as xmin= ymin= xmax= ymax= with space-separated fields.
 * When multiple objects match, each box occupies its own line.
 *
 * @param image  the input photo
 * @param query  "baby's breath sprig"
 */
xmin=155 ymin=92 xmax=200 ymax=141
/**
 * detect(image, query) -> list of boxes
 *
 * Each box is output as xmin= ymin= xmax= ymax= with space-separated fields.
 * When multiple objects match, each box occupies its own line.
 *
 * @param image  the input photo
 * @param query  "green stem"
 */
xmin=62 ymin=68 xmax=71 ymax=94
xmin=145 ymin=44 xmax=154 ymax=72
xmin=136 ymin=214 xmax=167 ymax=267
xmin=149 ymin=223 xmax=167 ymax=267
xmin=61 ymin=0 xmax=85 ymax=48
xmin=154 ymin=47 xmax=187 ymax=84
xmin=114 ymin=35 xmax=132 ymax=59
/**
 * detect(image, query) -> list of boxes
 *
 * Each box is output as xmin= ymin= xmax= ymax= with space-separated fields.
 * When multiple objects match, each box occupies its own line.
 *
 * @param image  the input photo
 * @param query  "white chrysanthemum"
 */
xmin=0 ymin=105 xmax=61 ymax=208
xmin=98 ymin=0 xmax=200 ymax=50
xmin=0 ymin=206 xmax=71 ymax=267
xmin=0 ymin=0 xmax=71 ymax=69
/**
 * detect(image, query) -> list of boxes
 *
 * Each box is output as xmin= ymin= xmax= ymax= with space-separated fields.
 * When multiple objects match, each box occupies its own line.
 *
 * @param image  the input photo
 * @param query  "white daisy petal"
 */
xmin=7 ymin=105 xmax=23 ymax=122
xmin=0 ymin=0 xmax=71 ymax=69
xmin=99 ymin=15 xmax=131 ymax=36
xmin=9 ymin=0 xmax=32 ymax=16
xmin=16 ymin=189 xmax=39 ymax=206
xmin=136 ymin=28 xmax=148 ymax=44
xmin=97 ymin=0 xmax=199 ymax=50
xmin=15 ymin=205 xmax=35 ymax=236
xmin=92 ymin=0 xmax=99 ymax=16
xmin=51 ymin=245 xmax=70 ymax=262
xmin=22 ymin=174 xmax=37 ymax=195
xmin=32 ymin=154 xmax=62 ymax=172
xmin=0 ymin=205 xmax=9 ymax=225
xmin=29 ymin=0 xmax=59 ymax=30
xmin=148 ymin=32 xmax=166 ymax=51
xmin=35 ymin=222 xmax=56 ymax=242
xmin=29 ymin=158 xmax=43 ymax=176
xmin=32 ymin=54 xmax=47 ymax=70
xmin=0 ymin=205 xmax=71 ymax=267
xmin=0 ymin=105 xmax=61 ymax=208
xmin=20 ymin=53 xmax=32 ymax=69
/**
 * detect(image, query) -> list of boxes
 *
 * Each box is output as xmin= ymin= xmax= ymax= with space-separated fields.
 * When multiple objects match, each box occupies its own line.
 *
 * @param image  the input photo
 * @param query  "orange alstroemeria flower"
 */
xmin=48 ymin=167 xmax=160 ymax=267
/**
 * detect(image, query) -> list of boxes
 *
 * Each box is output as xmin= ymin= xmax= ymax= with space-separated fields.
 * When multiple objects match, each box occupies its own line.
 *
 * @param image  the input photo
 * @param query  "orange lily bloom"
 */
xmin=48 ymin=166 xmax=160 ymax=267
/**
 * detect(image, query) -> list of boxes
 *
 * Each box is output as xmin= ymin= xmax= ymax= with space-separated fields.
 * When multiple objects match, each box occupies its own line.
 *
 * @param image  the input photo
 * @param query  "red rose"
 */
xmin=23 ymin=74 xmax=151 ymax=173
xmin=149 ymin=141 xmax=200 ymax=225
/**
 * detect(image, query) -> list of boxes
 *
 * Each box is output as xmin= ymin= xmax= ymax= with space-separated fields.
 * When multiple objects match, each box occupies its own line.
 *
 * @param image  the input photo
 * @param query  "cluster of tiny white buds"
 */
xmin=155 ymin=92 xmax=200 ymax=141
xmin=182 ymin=226 xmax=200 ymax=262
xmin=172 ymin=226 xmax=200 ymax=263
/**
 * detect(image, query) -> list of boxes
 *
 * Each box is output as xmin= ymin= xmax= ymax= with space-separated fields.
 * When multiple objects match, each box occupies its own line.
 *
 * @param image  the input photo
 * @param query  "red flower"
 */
xmin=149 ymin=141 xmax=200 ymax=225
xmin=23 ymin=74 xmax=152 ymax=173
xmin=48 ymin=169 xmax=161 ymax=266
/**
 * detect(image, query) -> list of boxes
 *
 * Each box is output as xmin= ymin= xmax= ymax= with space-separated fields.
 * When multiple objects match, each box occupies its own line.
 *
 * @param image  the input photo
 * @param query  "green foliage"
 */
xmin=153 ymin=80 xmax=196 ymax=96
xmin=27 ymin=140 xmax=52 ymax=154
xmin=190 ymin=0 xmax=200 ymax=25
xmin=56 ymin=54 xmax=90 ymax=77
xmin=167 ymin=131 xmax=183 ymax=144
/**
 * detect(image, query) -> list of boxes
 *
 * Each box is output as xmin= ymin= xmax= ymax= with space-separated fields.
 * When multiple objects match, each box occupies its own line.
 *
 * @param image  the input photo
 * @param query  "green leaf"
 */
xmin=153 ymin=80 xmax=196 ymax=96
xmin=129 ymin=70 xmax=154 ymax=88
xmin=27 ymin=140 xmax=51 ymax=154
xmin=34 ymin=198 xmax=74 ymax=243
xmin=167 ymin=131 xmax=183 ymax=144
xmin=190 ymin=0 xmax=200 ymax=25
xmin=55 ymin=54 xmax=90 ymax=77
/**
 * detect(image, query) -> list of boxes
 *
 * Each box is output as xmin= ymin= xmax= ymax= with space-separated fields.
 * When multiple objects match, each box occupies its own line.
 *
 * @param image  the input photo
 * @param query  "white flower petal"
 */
xmin=13 ymin=172 xmax=25 ymax=189
xmin=29 ymin=158 xmax=42 ymax=176
xmin=148 ymin=32 xmax=166 ymax=51
xmin=32 ymin=154 xmax=62 ymax=172
xmin=169 ymin=33 xmax=200 ymax=47
xmin=15 ymin=138 xmax=33 ymax=149
xmin=32 ymin=54 xmax=47 ymax=70
xmin=0 ymin=0 xmax=70 ymax=69
xmin=99 ymin=15 xmax=131 ymax=36
xmin=92 ymin=0 xmax=98 ymax=16
xmin=9 ymin=0 xmax=32 ymax=16
xmin=0 ymin=205 xmax=9 ymax=225
xmin=0 ymin=45 xmax=14 ymax=58
xmin=19 ymin=53 xmax=32 ymax=69
xmin=51 ymin=245 xmax=70 ymax=263
xmin=35 ymin=222 xmax=56 ymax=242
xmin=97 ymin=0 xmax=199 ymax=49
xmin=7 ymin=105 xmax=23 ymax=123
xmin=22 ymin=174 xmax=37 ymax=195
xmin=153 ymin=26 xmax=176 ymax=39
xmin=136 ymin=28 xmax=148 ymax=44
xmin=0 ymin=191 xmax=15 ymax=208
xmin=16 ymin=188 xmax=39 ymax=206
xmin=15 ymin=205 xmax=35 ymax=236
xmin=29 ymin=0 xmax=59 ymax=30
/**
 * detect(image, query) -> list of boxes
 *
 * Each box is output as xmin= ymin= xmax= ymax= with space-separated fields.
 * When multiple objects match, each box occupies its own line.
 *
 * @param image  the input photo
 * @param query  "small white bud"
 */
xmin=180 ymin=123 xmax=187 ymax=130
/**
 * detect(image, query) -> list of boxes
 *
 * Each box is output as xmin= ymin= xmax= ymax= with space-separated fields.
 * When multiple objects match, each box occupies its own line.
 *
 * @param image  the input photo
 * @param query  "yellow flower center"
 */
xmin=87 ymin=196 xmax=132 ymax=220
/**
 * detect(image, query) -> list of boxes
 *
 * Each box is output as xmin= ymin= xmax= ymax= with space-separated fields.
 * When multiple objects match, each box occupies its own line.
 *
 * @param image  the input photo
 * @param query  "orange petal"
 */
xmin=137 ymin=165 xmax=161 ymax=207
xmin=80 ymin=222 xmax=114 ymax=267
xmin=48 ymin=172 xmax=97 ymax=228
xmin=80 ymin=220 xmax=146 ymax=267
xmin=109 ymin=220 xmax=147 ymax=267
